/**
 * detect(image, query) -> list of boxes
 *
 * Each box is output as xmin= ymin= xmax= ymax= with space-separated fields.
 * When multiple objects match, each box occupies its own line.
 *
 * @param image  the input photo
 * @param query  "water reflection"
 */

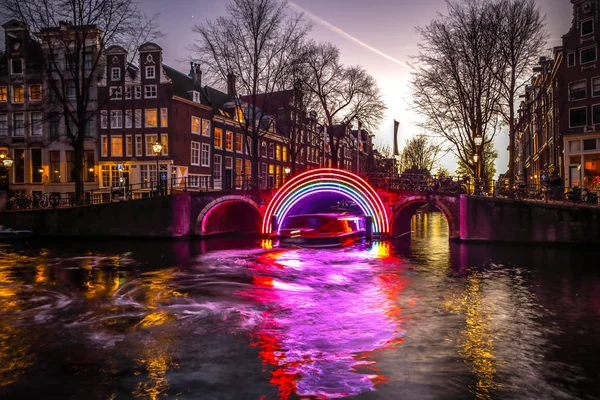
xmin=241 ymin=246 xmax=406 ymax=399
xmin=0 ymin=217 xmax=598 ymax=399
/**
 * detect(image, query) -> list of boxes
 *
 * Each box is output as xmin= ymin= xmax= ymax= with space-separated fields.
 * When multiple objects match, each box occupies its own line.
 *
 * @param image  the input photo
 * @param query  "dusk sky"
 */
xmin=146 ymin=0 xmax=571 ymax=175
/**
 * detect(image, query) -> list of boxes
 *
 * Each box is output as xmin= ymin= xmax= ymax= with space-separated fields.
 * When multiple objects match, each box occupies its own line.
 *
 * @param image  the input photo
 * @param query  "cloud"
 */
xmin=289 ymin=1 xmax=410 ymax=69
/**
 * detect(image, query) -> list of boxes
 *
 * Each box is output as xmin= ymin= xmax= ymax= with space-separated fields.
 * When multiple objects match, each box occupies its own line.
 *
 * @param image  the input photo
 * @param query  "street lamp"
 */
xmin=284 ymin=167 xmax=291 ymax=183
xmin=152 ymin=141 xmax=163 ymax=194
xmin=2 ymin=155 xmax=14 ymax=196
xmin=474 ymin=135 xmax=483 ymax=181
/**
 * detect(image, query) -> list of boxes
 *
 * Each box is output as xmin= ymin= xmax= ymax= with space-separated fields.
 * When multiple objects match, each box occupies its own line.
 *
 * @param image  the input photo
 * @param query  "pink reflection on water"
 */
xmin=239 ymin=243 xmax=407 ymax=399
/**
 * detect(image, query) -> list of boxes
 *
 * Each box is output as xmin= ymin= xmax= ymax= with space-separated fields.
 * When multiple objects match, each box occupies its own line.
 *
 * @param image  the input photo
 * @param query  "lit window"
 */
xmin=0 ymin=87 xmax=6 ymax=102
xmin=12 ymin=86 xmax=24 ymax=103
xmin=226 ymin=131 xmax=233 ymax=151
xmin=30 ymin=85 xmax=42 ymax=101
xmin=191 ymin=116 xmax=200 ymax=134
xmin=214 ymin=128 xmax=223 ymax=148
xmin=161 ymin=134 xmax=168 ymax=156
xmin=145 ymin=109 xmax=157 ymax=127
xmin=126 ymin=135 xmax=133 ymax=156
xmin=144 ymin=85 xmax=157 ymax=98
xmin=101 ymin=136 xmax=108 ymax=156
xmin=236 ymin=133 xmax=243 ymax=153
xmin=201 ymin=119 xmax=210 ymax=136
xmin=111 ymin=136 xmax=123 ymax=156
xmin=161 ymin=108 xmax=168 ymax=127
xmin=145 ymin=134 xmax=158 ymax=156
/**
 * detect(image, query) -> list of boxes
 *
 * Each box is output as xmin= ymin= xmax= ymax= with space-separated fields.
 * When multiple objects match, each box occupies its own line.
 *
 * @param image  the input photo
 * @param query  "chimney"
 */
xmin=227 ymin=72 xmax=236 ymax=97
xmin=195 ymin=64 xmax=202 ymax=87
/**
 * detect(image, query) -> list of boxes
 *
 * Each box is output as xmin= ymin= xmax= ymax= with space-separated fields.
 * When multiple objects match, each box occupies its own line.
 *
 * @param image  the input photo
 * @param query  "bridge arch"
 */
xmin=196 ymin=195 xmax=262 ymax=236
xmin=391 ymin=195 xmax=460 ymax=239
xmin=262 ymin=168 xmax=389 ymax=235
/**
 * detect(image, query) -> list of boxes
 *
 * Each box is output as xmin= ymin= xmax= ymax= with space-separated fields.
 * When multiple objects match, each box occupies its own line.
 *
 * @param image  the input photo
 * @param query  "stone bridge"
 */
xmin=0 ymin=168 xmax=599 ymax=243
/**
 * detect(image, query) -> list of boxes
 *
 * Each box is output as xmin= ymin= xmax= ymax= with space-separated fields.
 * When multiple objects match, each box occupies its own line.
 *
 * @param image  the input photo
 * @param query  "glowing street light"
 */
xmin=2 ymin=155 xmax=14 ymax=196
xmin=152 ymin=141 xmax=163 ymax=194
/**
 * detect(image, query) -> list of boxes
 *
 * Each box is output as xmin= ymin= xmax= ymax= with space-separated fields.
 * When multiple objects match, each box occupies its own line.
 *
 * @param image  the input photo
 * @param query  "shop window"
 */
xmin=584 ymin=154 xmax=600 ymax=189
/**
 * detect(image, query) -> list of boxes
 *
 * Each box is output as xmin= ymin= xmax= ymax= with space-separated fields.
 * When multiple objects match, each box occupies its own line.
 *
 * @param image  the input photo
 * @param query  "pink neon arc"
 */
xmin=262 ymin=168 xmax=389 ymax=235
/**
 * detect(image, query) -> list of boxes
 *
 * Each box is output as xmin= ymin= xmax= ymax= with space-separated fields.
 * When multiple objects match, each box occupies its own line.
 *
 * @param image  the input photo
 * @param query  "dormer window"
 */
xmin=193 ymin=91 xmax=200 ymax=103
xmin=111 ymin=67 xmax=121 ymax=80
xmin=11 ymin=59 xmax=23 ymax=74
xmin=582 ymin=19 xmax=594 ymax=36
xmin=145 ymin=66 xmax=155 ymax=79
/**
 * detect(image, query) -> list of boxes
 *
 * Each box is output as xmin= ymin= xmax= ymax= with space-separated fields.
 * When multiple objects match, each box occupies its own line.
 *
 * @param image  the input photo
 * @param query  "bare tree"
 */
xmin=302 ymin=41 xmax=386 ymax=167
xmin=399 ymin=134 xmax=443 ymax=173
xmin=192 ymin=0 xmax=310 ymax=187
xmin=0 ymin=0 xmax=160 ymax=203
xmin=411 ymin=0 xmax=502 ymax=180
xmin=491 ymin=0 xmax=547 ymax=185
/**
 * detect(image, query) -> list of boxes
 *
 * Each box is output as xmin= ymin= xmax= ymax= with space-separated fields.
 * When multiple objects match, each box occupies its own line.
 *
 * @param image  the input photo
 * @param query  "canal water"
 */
xmin=0 ymin=212 xmax=598 ymax=400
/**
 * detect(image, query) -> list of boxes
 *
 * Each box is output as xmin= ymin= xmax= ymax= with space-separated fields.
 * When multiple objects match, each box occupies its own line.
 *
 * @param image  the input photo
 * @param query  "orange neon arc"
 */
xmin=262 ymin=168 xmax=389 ymax=235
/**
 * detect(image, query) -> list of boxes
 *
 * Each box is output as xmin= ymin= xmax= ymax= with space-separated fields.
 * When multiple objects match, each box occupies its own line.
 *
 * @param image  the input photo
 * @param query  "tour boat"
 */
xmin=0 ymin=225 xmax=33 ymax=240
xmin=272 ymin=213 xmax=366 ymax=248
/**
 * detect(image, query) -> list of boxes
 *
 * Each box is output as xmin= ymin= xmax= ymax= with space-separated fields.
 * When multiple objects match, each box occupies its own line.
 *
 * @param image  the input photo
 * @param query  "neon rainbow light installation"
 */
xmin=262 ymin=168 xmax=389 ymax=235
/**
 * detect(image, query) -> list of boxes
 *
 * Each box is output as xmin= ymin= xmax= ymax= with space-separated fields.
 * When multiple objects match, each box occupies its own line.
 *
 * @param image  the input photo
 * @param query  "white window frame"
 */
xmin=0 ymin=114 xmax=8 ymax=136
xmin=193 ymin=91 xmax=200 ymax=103
xmin=569 ymin=80 xmax=587 ymax=101
xmin=226 ymin=131 xmax=233 ymax=151
xmin=191 ymin=116 xmax=201 ymax=134
xmin=145 ymin=65 xmax=155 ymax=79
xmin=101 ymin=135 xmax=108 ymax=157
xmin=135 ymin=135 xmax=143 ymax=157
xmin=201 ymin=119 xmax=211 ymax=137
xmin=100 ymin=110 xmax=108 ymax=129
xmin=144 ymin=85 xmax=157 ymax=99
xmin=201 ymin=143 xmax=210 ymax=167
xmin=580 ymin=46 xmax=597 ymax=64
xmin=29 ymin=84 xmax=42 ymax=101
xmin=125 ymin=85 xmax=132 ymax=100
xmin=10 ymin=59 xmax=23 ymax=75
xmin=236 ymin=133 xmax=243 ymax=153
xmin=160 ymin=108 xmax=168 ymax=127
xmin=135 ymin=109 xmax=142 ymax=128
xmin=12 ymin=86 xmax=24 ymax=103
xmin=145 ymin=134 xmax=158 ymax=156
xmin=31 ymin=112 xmax=42 ymax=136
xmin=110 ymin=110 xmax=123 ymax=129
xmin=110 ymin=86 xmax=122 ymax=100
xmin=191 ymin=141 xmax=200 ymax=166
xmin=161 ymin=133 xmax=168 ymax=156
xmin=125 ymin=109 xmax=133 ymax=128
xmin=145 ymin=109 xmax=157 ymax=128
xmin=126 ymin=135 xmax=133 ymax=156
xmin=581 ymin=18 xmax=594 ymax=36
xmin=111 ymin=67 xmax=121 ymax=81
xmin=111 ymin=135 xmax=123 ymax=157
xmin=214 ymin=154 xmax=222 ymax=187
xmin=214 ymin=127 xmax=223 ymax=149
xmin=13 ymin=113 xmax=24 ymax=137
xmin=569 ymin=106 xmax=588 ymax=128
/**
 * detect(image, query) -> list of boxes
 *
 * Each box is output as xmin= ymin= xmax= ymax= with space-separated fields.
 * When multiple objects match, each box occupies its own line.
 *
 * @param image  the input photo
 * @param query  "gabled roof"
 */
xmin=163 ymin=64 xmax=230 ymax=110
